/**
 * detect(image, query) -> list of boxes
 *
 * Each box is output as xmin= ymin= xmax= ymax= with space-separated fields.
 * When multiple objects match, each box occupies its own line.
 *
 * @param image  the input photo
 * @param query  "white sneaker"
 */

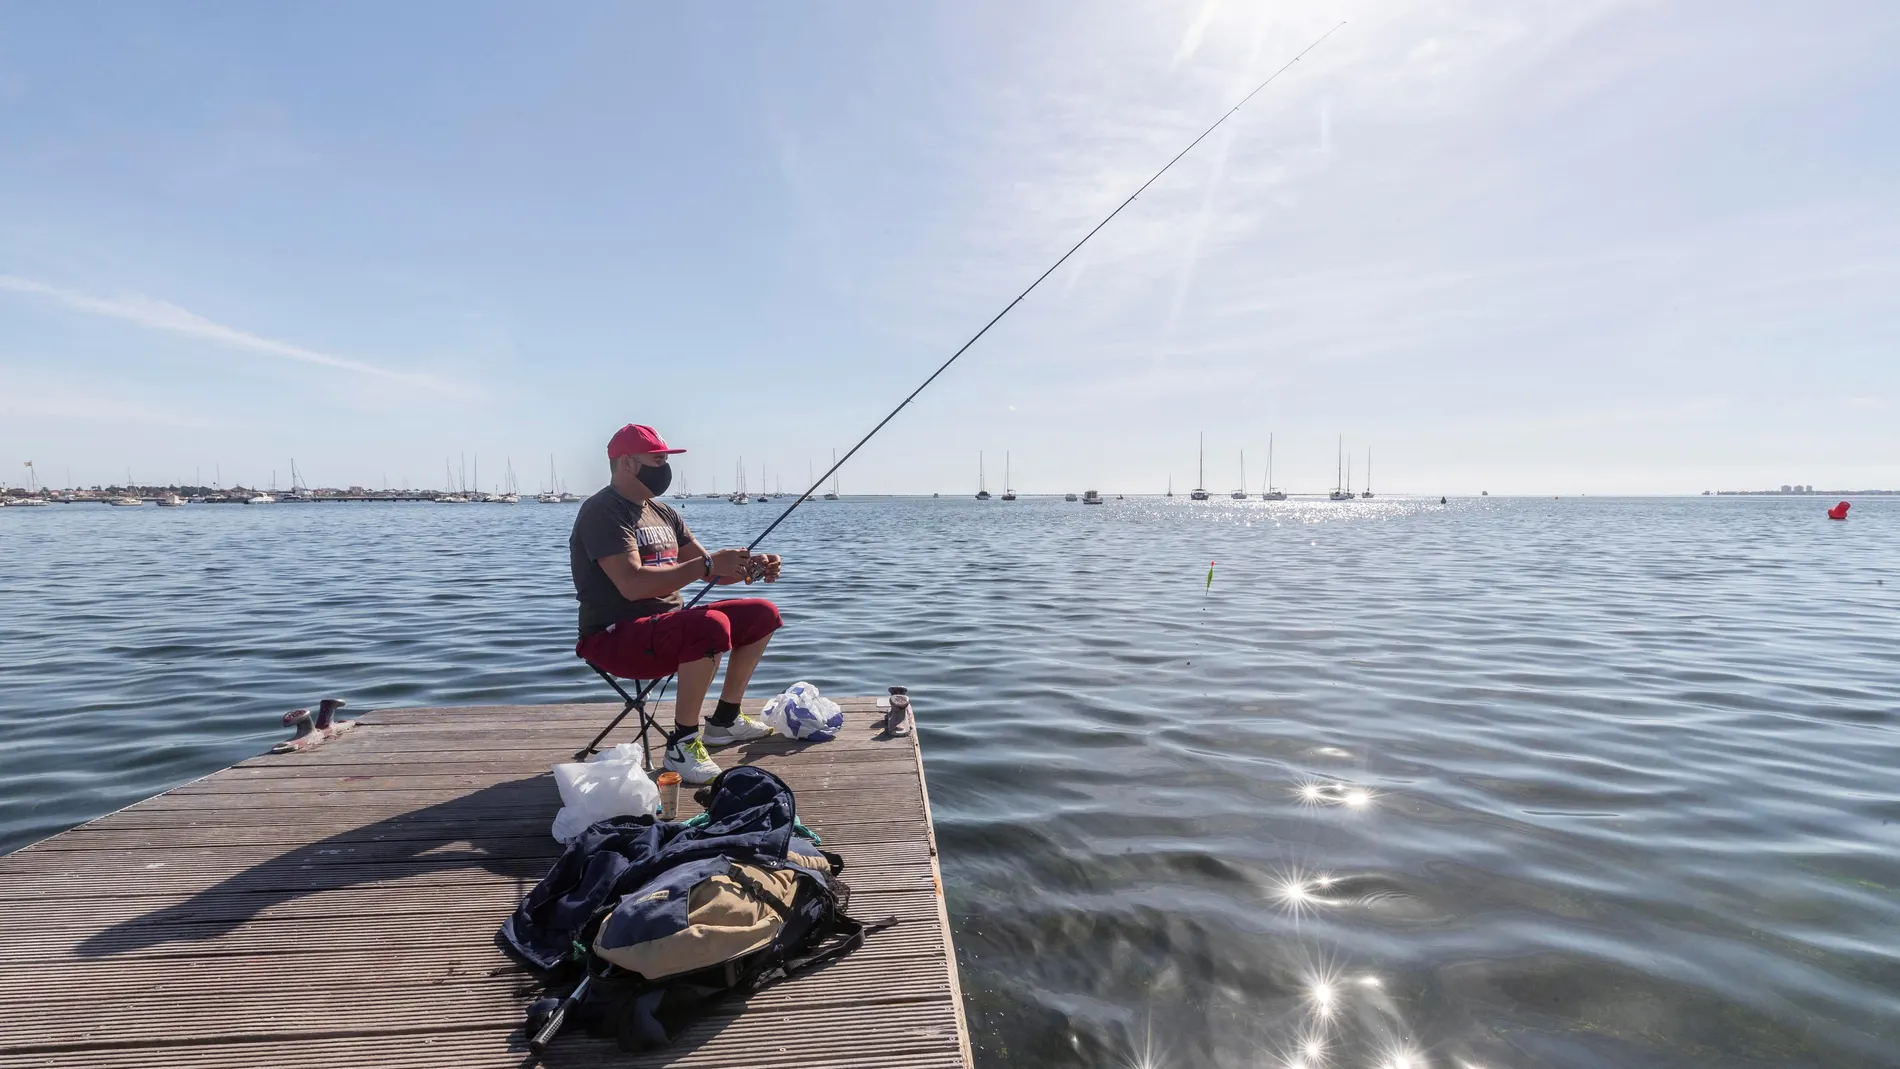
xmin=663 ymin=731 xmax=721 ymax=785
xmin=702 ymin=714 xmax=772 ymax=748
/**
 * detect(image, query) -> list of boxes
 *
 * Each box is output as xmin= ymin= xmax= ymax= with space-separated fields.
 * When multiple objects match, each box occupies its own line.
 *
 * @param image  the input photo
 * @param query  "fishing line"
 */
xmin=578 ymin=23 xmax=1345 ymax=758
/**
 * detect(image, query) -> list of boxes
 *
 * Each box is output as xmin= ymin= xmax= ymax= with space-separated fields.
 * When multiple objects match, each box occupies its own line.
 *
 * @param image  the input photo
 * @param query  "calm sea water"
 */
xmin=3 ymin=495 xmax=1897 ymax=1067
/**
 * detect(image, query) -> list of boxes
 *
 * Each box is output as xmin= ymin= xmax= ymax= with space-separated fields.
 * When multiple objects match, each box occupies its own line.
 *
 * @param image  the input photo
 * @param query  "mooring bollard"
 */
xmin=878 ymin=685 xmax=913 ymax=737
xmin=273 ymin=709 xmax=316 ymax=754
xmin=272 ymin=697 xmax=358 ymax=753
xmin=314 ymin=698 xmax=350 ymax=733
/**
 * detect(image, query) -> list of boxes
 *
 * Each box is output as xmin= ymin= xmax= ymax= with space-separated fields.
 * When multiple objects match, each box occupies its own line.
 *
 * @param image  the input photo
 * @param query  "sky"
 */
xmin=1 ymin=0 xmax=1896 ymax=496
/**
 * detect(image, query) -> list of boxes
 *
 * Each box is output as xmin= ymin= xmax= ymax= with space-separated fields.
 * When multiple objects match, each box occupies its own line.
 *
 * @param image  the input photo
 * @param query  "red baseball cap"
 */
xmin=607 ymin=424 xmax=686 ymax=458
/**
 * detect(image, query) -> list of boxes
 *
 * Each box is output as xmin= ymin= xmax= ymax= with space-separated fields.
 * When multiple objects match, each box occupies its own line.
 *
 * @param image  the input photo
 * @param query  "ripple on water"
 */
xmin=4 ymin=495 xmax=1899 ymax=1067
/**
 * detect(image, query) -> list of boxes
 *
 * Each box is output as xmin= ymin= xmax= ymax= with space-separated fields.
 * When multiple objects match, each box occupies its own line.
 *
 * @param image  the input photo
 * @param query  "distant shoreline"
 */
xmin=5 ymin=489 xmax=1895 ymax=505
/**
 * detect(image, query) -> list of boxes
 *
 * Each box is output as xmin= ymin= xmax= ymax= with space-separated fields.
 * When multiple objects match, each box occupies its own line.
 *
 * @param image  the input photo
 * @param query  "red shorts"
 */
xmin=577 ymin=598 xmax=783 ymax=681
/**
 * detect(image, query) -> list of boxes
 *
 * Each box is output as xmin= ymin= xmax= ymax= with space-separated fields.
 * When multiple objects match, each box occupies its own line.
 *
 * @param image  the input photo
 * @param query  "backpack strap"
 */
xmin=723 ymin=867 xmax=793 ymax=921
xmin=774 ymin=915 xmax=899 ymax=980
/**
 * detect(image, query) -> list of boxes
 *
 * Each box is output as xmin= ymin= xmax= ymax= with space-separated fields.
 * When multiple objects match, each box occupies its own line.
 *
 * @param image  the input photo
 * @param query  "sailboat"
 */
xmin=109 ymin=470 xmax=144 ymax=505
xmin=285 ymin=459 xmax=310 ymax=501
xmin=440 ymin=459 xmax=469 ymax=503
xmin=1167 ymin=476 xmax=1173 ymax=499
xmin=1329 ymin=436 xmax=1352 ymax=500
xmin=823 ymin=450 xmax=840 ymax=500
xmin=14 ymin=462 xmax=48 ymax=506
xmin=1189 ymin=434 xmax=1210 ymax=500
xmin=1002 ymin=452 xmax=1017 ymax=501
xmin=495 ymin=458 xmax=521 ymax=503
xmin=1360 ymin=448 xmax=1374 ymax=499
xmin=975 ymin=452 xmax=991 ymax=500
xmin=468 ymin=456 xmax=482 ymax=502
xmin=537 ymin=456 xmax=562 ymax=503
xmin=1261 ymin=434 xmax=1287 ymax=500
xmin=554 ymin=455 xmax=580 ymax=502
xmin=731 ymin=458 xmax=749 ymax=504
xmin=1231 ymin=451 xmax=1248 ymax=499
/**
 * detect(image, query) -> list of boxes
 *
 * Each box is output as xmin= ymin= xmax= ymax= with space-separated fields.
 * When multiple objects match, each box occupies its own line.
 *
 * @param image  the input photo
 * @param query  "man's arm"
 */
xmin=599 ymin=544 xmax=746 ymax=601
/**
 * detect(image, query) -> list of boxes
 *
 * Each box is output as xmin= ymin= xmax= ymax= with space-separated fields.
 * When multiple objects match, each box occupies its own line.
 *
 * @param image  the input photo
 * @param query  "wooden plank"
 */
xmin=0 ymin=697 xmax=970 ymax=1069
xmin=166 ymin=769 xmax=924 ymax=796
xmin=28 ymin=819 xmax=932 ymax=854
xmin=0 ymin=1000 xmax=964 ymax=1067
xmin=0 ymin=1010 xmax=966 ymax=1069
xmin=0 ymin=890 xmax=944 ymax=965
xmin=106 ymin=783 xmax=924 ymax=814
xmin=0 ymin=857 xmax=938 ymax=899
xmin=0 ymin=837 xmax=935 ymax=879
xmin=228 ymin=746 xmax=915 ymax=774
xmin=48 ymin=800 xmax=932 ymax=833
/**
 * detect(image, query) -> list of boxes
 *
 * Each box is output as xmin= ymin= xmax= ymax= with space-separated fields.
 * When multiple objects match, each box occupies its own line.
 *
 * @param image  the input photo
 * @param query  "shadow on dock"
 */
xmin=75 ymin=774 xmax=559 ymax=959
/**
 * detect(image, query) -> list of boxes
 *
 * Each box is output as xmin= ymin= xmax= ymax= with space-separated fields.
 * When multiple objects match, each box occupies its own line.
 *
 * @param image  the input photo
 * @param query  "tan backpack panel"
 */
xmin=594 ymin=863 xmax=802 ymax=980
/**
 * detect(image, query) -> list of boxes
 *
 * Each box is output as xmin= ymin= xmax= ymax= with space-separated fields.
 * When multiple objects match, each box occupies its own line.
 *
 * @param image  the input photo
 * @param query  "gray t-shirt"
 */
xmin=570 ymin=487 xmax=698 ymax=637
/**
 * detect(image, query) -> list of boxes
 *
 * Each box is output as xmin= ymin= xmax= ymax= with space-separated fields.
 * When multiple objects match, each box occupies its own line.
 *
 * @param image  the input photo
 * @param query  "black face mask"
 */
xmin=635 ymin=460 xmax=673 ymax=496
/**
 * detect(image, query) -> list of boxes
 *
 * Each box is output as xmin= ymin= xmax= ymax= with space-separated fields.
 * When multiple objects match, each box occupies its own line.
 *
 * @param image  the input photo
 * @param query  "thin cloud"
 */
xmin=0 ymin=376 xmax=212 ymax=430
xmin=1174 ymin=0 xmax=1224 ymax=66
xmin=0 ymin=275 xmax=449 ymax=393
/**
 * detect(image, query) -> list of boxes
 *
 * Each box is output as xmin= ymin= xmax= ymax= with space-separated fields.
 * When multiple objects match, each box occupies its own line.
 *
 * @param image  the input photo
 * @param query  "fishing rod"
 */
xmin=577 ymin=23 xmax=1345 ymax=758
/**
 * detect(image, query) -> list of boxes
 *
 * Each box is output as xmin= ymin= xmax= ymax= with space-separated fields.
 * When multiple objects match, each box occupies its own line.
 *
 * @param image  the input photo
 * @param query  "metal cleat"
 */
xmin=314 ymin=697 xmax=357 ymax=739
xmin=272 ymin=709 xmax=318 ymax=753
xmin=272 ymin=698 xmax=357 ymax=754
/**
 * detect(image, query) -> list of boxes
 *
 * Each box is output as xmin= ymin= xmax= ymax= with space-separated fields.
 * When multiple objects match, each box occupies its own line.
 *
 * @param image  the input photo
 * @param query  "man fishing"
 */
xmin=571 ymin=423 xmax=783 ymax=784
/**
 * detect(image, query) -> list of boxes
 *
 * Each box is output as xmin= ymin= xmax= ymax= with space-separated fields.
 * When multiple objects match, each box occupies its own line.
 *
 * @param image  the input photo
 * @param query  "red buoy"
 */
xmin=1827 ymin=501 xmax=1850 ymax=520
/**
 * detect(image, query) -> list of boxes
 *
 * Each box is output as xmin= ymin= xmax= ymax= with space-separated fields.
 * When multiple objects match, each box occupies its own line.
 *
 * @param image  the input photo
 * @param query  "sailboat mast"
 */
xmin=1267 ymin=434 xmax=1274 ymax=492
xmin=1199 ymin=433 xmax=1205 ymax=487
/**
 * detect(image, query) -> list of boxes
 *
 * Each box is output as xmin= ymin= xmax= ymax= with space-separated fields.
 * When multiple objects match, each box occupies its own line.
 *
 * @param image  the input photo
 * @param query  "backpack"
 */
xmin=507 ymin=766 xmax=892 ymax=1053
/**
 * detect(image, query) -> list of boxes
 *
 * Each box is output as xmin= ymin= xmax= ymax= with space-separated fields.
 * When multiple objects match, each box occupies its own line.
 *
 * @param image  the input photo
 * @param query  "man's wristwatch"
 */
xmin=702 ymin=556 xmax=713 ymax=579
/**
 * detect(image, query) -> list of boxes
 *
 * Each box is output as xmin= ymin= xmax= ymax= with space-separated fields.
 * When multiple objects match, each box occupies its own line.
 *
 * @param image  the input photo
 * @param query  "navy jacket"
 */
xmin=500 ymin=766 xmax=798 ymax=971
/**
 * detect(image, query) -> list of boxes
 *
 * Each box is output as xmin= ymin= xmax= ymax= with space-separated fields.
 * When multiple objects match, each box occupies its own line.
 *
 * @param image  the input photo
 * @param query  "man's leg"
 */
xmin=702 ymin=599 xmax=784 ymax=743
xmin=577 ymin=612 xmax=726 ymax=779
xmin=657 ymin=608 xmax=735 ymax=784
xmin=672 ymin=652 xmax=722 ymax=729
xmin=720 ymin=634 xmax=771 ymax=704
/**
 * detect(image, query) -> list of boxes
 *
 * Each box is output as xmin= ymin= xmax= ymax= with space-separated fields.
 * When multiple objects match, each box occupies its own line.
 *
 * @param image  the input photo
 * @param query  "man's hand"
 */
xmin=748 ymin=554 xmax=782 ymax=584
xmin=706 ymin=548 xmax=749 ymax=582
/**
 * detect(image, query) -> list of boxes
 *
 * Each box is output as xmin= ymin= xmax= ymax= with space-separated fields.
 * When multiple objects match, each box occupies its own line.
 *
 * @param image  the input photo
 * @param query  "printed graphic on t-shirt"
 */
xmin=633 ymin=523 xmax=678 ymax=568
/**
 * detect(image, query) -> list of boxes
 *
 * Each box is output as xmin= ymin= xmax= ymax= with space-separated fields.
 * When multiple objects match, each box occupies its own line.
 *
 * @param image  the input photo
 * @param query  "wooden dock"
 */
xmin=0 ymin=698 xmax=972 ymax=1068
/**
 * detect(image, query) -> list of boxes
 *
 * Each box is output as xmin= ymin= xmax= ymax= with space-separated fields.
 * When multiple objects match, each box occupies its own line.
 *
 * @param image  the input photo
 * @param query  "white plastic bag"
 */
xmin=549 ymin=742 xmax=661 ymax=843
xmin=760 ymin=681 xmax=845 ymax=741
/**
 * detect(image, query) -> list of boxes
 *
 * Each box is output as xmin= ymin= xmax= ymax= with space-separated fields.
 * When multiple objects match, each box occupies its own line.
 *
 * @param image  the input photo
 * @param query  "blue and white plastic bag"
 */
xmin=760 ymin=681 xmax=845 ymax=741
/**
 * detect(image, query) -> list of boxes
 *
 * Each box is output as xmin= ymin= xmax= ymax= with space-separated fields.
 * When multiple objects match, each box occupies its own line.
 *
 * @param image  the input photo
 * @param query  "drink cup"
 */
xmin=656 ymin=771 xmax=682 ymax=820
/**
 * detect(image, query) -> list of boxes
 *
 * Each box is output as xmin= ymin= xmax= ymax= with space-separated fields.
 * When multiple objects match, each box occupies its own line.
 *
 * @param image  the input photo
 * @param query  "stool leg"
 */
xmin=636 ymin=701 xmax=653 ymax=772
